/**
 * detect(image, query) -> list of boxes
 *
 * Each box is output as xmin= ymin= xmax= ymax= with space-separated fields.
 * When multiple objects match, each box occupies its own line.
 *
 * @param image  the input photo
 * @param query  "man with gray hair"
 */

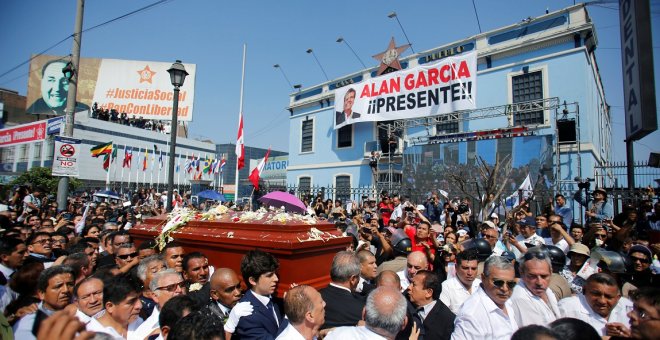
xmin=276 ymin=285 xmax=326 ymax=340
xmin=136 ymin=255 xmax=165 ymax=319
xmin=452 ymin=256 xmax=519 ymax=340
xmin=509 ymin=247 xmax=560 ymax=326
xmin=133 ymin=269 xmax=186 ymax=340
xmin=320 ymin=251 xmax=365 ymax=329
xmin=325 ymin=287 xmax=408 ymax=340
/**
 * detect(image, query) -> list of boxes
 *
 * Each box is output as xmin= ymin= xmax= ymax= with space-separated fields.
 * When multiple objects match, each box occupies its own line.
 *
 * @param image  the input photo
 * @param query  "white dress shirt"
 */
xmin=558 ymin=294 xmax=632 ymax=336
xmin=129 ymin=307 xmax=160 ymax=340
xmin=451 ymin=286 xmax=518 ymax=340
xmin=509 ymin=281 xmax=560 ymax=326
xmin=511 ymin=234 xmax=546 ymax=258
xmin=275 ymin=323 xmax=315 ymax=340
xmin=396 ymin=270 xmax=410 ymax=292
xmin=325 ymin=325 xmax=387 ymax=340
xmin=416 ymin=300 xmax=437 ymax=321
xmin=439 ymin=277 xmax=482 ymax=313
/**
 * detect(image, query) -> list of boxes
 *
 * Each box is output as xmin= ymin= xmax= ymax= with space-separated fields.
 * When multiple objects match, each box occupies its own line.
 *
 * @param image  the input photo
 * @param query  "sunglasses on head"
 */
xmin=523 ymin=251 xmax=548 ymax=261
xmin=117 ymin=252 xmax=138 ymax=260
xmin=492 ymin=279 xmax=517 ymax=290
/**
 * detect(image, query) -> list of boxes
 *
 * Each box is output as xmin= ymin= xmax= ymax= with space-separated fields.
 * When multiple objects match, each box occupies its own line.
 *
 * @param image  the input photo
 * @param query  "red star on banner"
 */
xmin=372 ymin=37 xmax=410 ymax=76
xmin=137 ymin=65 xmax=156 ymax=84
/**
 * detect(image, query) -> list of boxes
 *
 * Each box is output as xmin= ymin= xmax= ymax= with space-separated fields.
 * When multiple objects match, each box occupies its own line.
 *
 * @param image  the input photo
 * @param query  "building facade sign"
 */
xmin=0 ymin=121 xmax=46 ymax=147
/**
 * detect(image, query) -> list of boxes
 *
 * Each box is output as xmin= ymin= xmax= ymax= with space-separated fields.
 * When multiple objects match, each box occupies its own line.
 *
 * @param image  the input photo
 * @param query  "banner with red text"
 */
xmin=333 ymin=51 xmax=476 ymax=129
xmin=26 ymin=55 xmax=196 ymax=121
xmin=0 ymin=121 xmax=47 ymax=147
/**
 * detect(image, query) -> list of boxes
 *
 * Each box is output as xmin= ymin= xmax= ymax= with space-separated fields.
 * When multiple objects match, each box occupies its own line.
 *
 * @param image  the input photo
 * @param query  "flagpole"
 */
xmin=120 ymin=146 xmax=126 ymax=194
xmin=127 ymin=148 xmax=132 ymax=193
xmin=112 ymin=147 xmax=118 ymax=192
xmin=235 ymin=44 xmax=247 ymax=203
xmin=177 ymin=152 xmax=181 ymax=192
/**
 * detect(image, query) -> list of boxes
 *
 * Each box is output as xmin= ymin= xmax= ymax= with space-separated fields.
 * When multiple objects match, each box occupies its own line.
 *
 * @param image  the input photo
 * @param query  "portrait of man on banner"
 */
xmin=335 ymin=87 xmax=361 ymax=127
xmin=26 ymin=59 xmax=90 ymax=115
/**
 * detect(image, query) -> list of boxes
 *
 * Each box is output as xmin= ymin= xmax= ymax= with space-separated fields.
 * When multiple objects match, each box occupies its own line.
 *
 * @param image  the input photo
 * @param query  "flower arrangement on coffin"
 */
xmin=156 ymin=207 xmax=196 ymax=250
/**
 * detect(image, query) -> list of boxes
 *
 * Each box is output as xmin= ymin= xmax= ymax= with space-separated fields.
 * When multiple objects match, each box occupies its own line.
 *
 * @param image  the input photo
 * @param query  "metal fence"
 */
xmin=594 ymin=161 xmax=660 ymax=189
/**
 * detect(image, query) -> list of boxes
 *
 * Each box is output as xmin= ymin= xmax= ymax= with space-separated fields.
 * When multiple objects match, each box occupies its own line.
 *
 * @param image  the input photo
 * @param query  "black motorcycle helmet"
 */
xmin=393 ymin=238 xmax=413 ymax=256
xmin=474 ymin=238 xmax=492 ymax=262
xmin=543 ymin=245 xmax=567 ymax=273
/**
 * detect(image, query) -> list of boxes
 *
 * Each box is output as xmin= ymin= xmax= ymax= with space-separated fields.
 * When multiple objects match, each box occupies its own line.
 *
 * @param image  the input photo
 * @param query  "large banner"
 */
xmin=334 ymin=51 xmax=477 ymax=129
xmin=26 ymin=55 xmax=196 ymax=121
xmin=52 ymin=136 xmax=81 ymax=177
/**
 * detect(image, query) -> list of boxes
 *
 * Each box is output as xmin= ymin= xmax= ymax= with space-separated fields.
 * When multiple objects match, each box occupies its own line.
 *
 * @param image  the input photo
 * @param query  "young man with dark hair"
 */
xmin=234 ymin=249 xmax=287 ymax=339
xmin=86 ymin=275 xmax=143 ymax=338
xmin=0 ymin=238 xmax=27 ymax=284
xmin=25 ymin=231 xmax=56 ymax=266
xmin=162 ymin=242 xmax=185 ymax=273
xmin=13 ymin=265 xmax=75 ymax=340
xmin=159 ymin=295 xmax=200 ymax=339
xmin=440 ymin=249 xmax=481 ymax=313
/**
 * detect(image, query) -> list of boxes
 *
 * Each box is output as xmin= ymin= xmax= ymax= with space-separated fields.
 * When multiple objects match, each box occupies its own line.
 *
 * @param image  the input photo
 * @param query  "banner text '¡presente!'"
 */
xmin=367 ymin=82 xmax=473 ymax=114
xmin=105 ymin=88 xmax=188 ymax=102
xmin=102 ymin=103 xmax=190 ymax=117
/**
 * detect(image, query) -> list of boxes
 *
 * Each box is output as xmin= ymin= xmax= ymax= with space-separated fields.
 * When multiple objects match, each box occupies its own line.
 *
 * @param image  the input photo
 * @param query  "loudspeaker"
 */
xmin=557 ymin=119 xmax=577 ymax=143
xmin=649 ymin=152 xmax=660 ymax=168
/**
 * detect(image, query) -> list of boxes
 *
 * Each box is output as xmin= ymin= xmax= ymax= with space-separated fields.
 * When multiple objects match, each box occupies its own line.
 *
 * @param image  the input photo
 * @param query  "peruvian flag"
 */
xmin=123 ymin=146 xmax=132 ymax=168
xmin=236 ymin=113 xmax=245 ymax=170
xmin=248 ymin=148 xmax=270 ymax=190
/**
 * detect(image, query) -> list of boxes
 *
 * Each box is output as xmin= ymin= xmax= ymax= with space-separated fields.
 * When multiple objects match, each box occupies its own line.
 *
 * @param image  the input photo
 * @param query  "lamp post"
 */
xmin=387 ymin=11 xmax=415 ymax=53
xmin=306 ymin=48 xmax=330 ymax=81
xmin=336 ymin=36 xmax=367 ymax=69
xmin=166 ymin=60 xmax=188 ymax=212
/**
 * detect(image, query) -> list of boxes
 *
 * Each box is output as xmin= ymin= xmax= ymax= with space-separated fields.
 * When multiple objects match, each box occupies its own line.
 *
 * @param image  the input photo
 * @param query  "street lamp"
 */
xmin=387 ymin=11 xmax=415 ymax=53
xmin=166 ymin=60 xmax=188 ymax=212
xmin=336 ymin=36 xmax=367 ymax=69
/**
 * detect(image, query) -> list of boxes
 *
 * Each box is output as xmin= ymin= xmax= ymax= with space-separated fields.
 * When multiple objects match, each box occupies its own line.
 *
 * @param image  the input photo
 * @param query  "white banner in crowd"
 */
xmin=334 ymin=51 xmax=477 ymax=129
xmin=26 ymin=55 xmax=196 ymax=121
xmin=52 ymin=136 xmax=81 ymax=177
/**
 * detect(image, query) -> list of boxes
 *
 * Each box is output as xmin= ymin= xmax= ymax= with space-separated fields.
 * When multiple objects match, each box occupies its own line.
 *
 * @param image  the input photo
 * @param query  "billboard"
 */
xmin=402 ymin=134 xmax=553 ymax=202
xmin=0 ymin=120 xmax=47 ymax=147
xmin=249 ymin=155 xmax=288 ymax=180
xmin=334 ymin=51 xmax=476 ymax=129
xmin=26 ymin=55 xmax=196 ymax=121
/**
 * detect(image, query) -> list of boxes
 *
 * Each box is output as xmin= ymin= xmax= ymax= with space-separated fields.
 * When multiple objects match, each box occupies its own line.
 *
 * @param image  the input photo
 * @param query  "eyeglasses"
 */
xmin=117 ymin=252 xmax=138 ymax=260
xmin=31 ymin=238 xmax=52 ymax=245
xmin=51 ymin=239 xmax=67 ymax=245
xmin=595 ymin=234 xmax=607 ymax=239
xmin=155 ymin=281 xmax=186 ymax=292
xmin=523 ymin=251 xmax=548 ymax=261
xmin=630 ymin=256 xmax=650 ymax=264
xmin=492 ymin=279 xmax=517 ymax=290
xmin=627 ymin=306 xmax=657 ymax=321
xmin=483 ymin=234 xmax=498 ymax=239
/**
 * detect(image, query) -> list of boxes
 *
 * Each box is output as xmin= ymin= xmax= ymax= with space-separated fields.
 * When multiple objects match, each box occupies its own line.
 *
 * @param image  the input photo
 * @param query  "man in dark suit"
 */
xmin=407 ymin=270 xmax=455 ymax=340
xmin=319 ymin=251 xmax=365 ymax=329
xmin=356 ymin=250 xmax=378 ymax=297
xmin=202 ymin=268 xmax=242 ymax=321
xmin=234 ymin=250 xmax=287 ymax=339
xmin=335 ymin=87 xmax=361 ymax=126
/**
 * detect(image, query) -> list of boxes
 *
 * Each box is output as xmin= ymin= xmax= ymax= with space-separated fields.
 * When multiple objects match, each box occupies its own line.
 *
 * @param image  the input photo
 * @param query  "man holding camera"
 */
xmin=574 ymin=187 xmax=613 ymax=224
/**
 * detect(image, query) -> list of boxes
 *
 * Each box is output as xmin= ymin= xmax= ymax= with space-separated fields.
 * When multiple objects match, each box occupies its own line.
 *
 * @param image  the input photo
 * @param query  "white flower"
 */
xmin=189 ymin=283 xmax=203 ymax=292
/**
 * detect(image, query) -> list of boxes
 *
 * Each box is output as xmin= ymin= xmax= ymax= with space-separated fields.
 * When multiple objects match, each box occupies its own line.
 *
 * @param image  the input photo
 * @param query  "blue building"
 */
xmin=286 ymin=4 xmax=611 ymax=208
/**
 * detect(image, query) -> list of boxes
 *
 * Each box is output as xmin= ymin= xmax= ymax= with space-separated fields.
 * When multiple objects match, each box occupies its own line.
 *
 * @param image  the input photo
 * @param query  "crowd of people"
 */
xmin=0 ymin=182 xmax=658 ymax=339
xmin=91 ymin=103 xmax=171 ymax=134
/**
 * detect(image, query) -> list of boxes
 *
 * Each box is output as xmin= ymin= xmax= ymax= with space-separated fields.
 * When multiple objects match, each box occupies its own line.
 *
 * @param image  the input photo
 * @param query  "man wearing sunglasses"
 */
xmin=115 ymin=243 xmax=140 ymax=276
xmin=622 ymin=245 xmax=657 ymax=290
xmin=452 ymin=256 xmax=518 ymax=340
xmin=509 ymin=248 xmax=560 ymax=326
xmin=134 ymin=269 xmax=187 ymax=340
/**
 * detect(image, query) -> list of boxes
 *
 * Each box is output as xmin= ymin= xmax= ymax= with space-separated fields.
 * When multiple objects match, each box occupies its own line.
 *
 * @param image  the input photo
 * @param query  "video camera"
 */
xmin=574 ymin=177 xmax=595 ymax=190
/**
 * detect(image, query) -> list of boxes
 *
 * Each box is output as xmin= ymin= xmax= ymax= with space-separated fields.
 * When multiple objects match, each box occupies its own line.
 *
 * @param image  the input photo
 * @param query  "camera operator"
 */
xmin=574 ymin=187 xmax=613 ymax=224
xmin=313 ymin=197 xmax=325 ymax=217
xmin=424 ymin=194 xmax=442 ymax=223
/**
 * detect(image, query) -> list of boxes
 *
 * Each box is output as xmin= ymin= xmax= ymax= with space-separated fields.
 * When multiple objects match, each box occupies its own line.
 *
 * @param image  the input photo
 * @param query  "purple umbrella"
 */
xmin=258 ymin=191 xmax=307 ymax=214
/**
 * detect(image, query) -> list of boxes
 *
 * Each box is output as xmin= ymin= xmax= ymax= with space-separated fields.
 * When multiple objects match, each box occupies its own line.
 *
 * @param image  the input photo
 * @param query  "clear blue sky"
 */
xmin=1 ymin=0 xmax=658 ymax=163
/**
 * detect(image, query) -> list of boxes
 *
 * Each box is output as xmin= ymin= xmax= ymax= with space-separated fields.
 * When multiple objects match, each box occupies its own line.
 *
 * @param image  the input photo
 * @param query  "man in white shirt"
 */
xmin=356 ymin=250 xmax=378 ymax=295
xmin=508 ymin=217 xmax=545 ymax=258
xmin=509 ymin=247 xmax=560 ymax=326
xmin=440 ymin=250 xmax=481 ymax=313
xmin=74 ymin=277 xmax=104 ymax=324
xmin=325 ymin=287 xmax=408 ymax=340
xmin=390 ymin=196 xmax=403 ymax=223
xmin=558 ymin=272 xmax=632 ymax=337
xmin=397 ymin=251 xmax=429 ymax=291
xmin=452 ymin=256 xmax=518 ymax=340
xmin=276 ymin=285 xmax=325 ymax=340
xmin=132 ymin=269 xmax=187 ymax=340
xmin=0 ymin=238 xmax=27 ymax=312
xmin=86 ymin=276 xmax=143 ymax=338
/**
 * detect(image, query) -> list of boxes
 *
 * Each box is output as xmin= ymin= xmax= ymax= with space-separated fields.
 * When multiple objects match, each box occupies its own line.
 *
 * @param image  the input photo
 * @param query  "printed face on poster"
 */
xmin=26 ymin=55 xmax=196 ymax=121
xmin=333 ymin=51 xmax=477 ymax=129
xmin=52 ymin=136 xmax=81 ymax=177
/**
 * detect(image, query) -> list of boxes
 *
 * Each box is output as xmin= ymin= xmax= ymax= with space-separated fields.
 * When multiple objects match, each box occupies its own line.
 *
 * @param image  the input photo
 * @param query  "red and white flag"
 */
xmin=236 ymin=113 xmax=245 ymax=170
xmin=249 ymin=148 xmax=270 ymax=190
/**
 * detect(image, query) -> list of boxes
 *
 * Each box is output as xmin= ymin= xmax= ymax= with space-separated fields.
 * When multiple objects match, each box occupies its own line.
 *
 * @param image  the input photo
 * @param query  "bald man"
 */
xmin=204 ymin=268 xmax=243 ymax=321
xmin=397 ymin=251 xmax=429 ymax=291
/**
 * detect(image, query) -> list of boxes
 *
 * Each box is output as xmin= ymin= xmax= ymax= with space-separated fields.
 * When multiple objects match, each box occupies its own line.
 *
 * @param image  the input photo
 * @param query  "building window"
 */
xmin=436 ymin=115 xmax=459 ymax=134
xmin=335 ymin=175 xmax=351 ymax=202
xmin=512 ymin=71 xmax=544 ymax=125
xmin=337 ymin=125 xmax=352 ymax=148
xmin=298 ymin=176 xmax=311 ymax=198
xmin=301 ymin=119 xmax=313 ymax=153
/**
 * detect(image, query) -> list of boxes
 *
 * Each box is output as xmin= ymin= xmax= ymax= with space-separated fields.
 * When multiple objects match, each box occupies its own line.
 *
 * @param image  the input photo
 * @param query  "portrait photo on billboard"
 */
xmin=26 ymin=55 xmax=98 ymax=115
xmin=335 ymin=87 xmax=361 ymax=128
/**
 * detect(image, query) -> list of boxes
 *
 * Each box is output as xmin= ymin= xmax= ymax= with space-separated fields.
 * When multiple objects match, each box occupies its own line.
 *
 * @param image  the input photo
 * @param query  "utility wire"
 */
xmin=0 ymin=0 xmax=171 ymax=82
